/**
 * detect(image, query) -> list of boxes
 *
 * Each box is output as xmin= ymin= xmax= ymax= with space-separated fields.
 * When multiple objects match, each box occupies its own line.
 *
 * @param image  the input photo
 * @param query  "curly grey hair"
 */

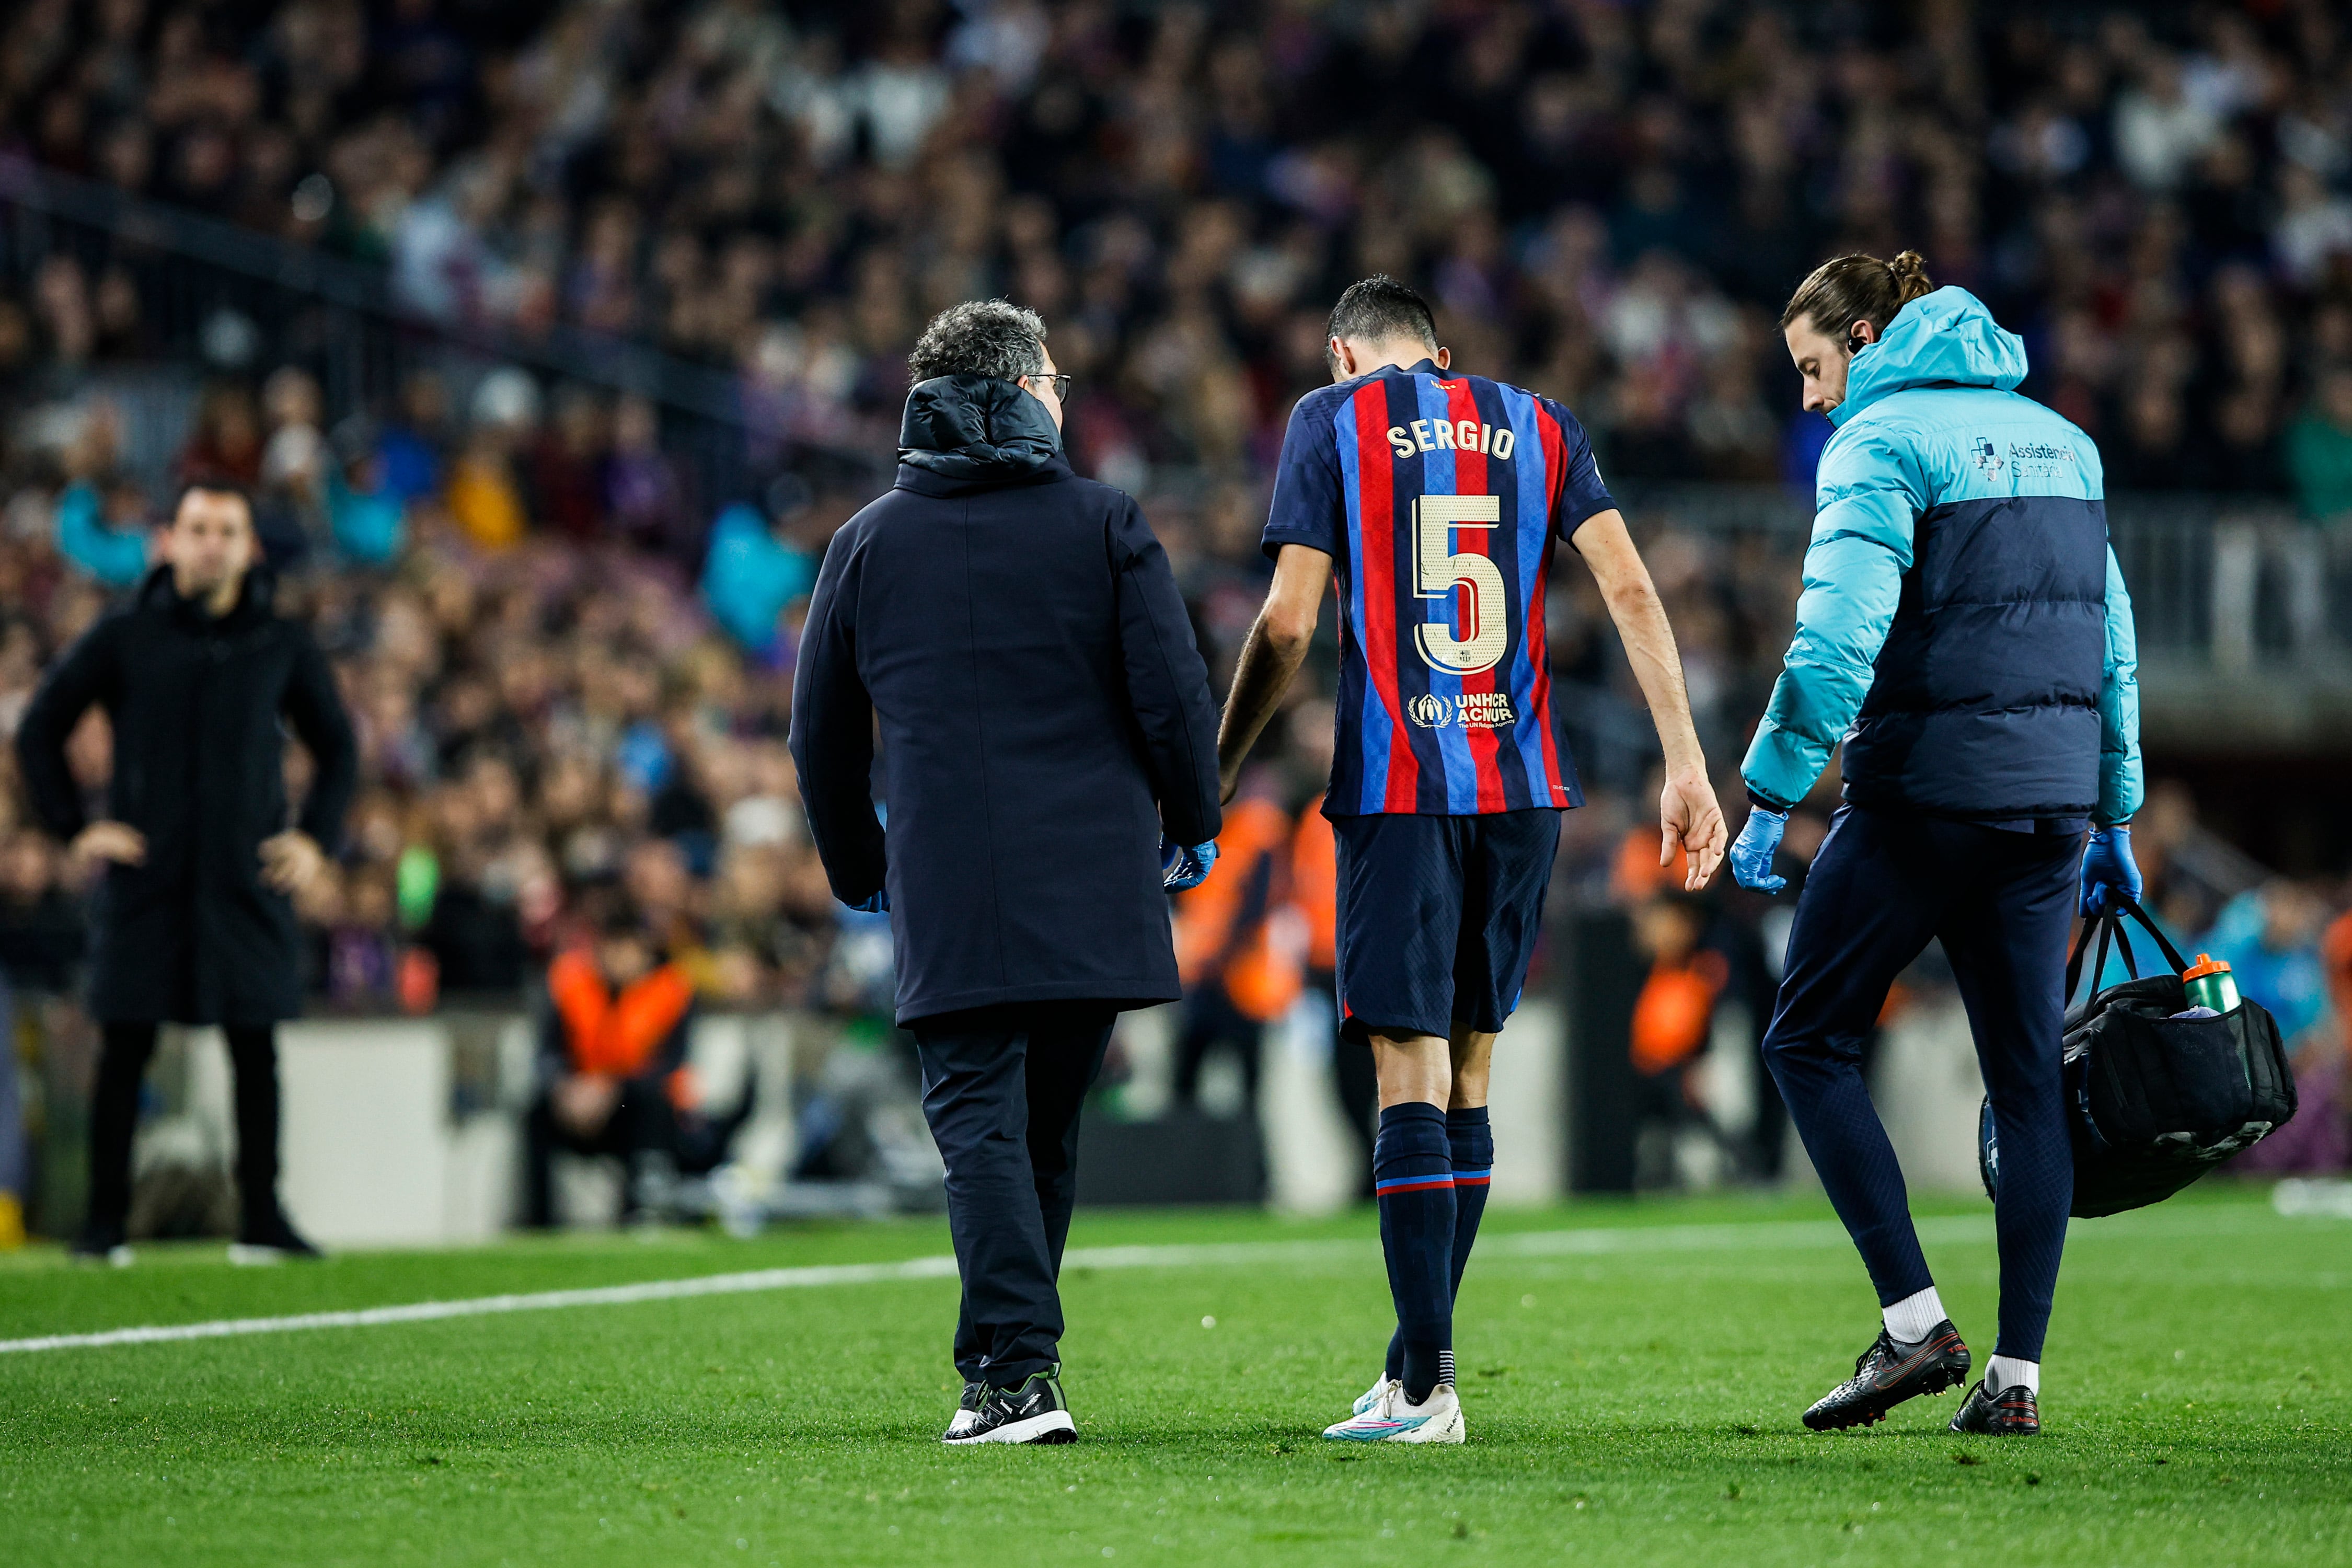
xmin=907 ymin=300 xmax=1048 ymax=384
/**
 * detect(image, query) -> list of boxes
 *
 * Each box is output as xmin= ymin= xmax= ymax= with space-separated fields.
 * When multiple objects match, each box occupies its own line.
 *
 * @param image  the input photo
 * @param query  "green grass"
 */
xmin=3 ymin=1185 xmax=2347 ymax=1566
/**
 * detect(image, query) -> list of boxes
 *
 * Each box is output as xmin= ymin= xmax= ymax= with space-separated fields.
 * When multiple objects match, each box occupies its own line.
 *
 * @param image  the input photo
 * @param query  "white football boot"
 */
xmin=1352 ymin=1373 xmax=1394 ymax=1417
xmin=1322 ymin=1380 xmax=1465 ymax=1444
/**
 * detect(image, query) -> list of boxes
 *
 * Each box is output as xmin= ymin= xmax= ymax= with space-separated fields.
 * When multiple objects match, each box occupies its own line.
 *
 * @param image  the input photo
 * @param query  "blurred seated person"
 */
xmin=525 ymin=910 xmax=747 ymax=1226
xmin=1170 ymin=784 xmax=1301 ymax=1115
xmin=1628 ymin=892 xmax=1732 ymax=1188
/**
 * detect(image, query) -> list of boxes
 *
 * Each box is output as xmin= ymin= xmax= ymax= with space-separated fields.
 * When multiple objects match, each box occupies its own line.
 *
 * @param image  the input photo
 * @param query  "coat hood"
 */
xmin=897 ymin=374 xmax=1062 ymax=479
xmin=1832 ymin=286 xmax=2030 ymax=427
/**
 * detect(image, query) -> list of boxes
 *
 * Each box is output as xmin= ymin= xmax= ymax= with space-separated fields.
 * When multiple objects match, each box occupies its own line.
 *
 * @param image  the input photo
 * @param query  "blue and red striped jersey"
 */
xmin=1262 ymin=360 xmax=1611 ymax=816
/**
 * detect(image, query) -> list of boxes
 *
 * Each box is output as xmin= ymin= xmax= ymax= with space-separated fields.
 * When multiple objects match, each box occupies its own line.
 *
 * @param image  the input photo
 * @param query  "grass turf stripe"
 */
xmin=0 ymin=1207 xmax=2269 ymax=1357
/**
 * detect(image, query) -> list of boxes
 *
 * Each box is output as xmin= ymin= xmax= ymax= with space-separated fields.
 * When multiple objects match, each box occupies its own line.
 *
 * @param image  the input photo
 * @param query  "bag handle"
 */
xmin=2065 ymin=913 xmax=2115 ymax=1006
xmin=2063 ymin=894 xmax=2189 ymax=1007
xmin=2111 ymin=893 xmax=2189 ymax=974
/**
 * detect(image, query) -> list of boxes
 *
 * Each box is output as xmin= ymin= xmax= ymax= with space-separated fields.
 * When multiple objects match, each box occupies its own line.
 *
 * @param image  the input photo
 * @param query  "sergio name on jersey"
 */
xmin=1262 ymin=359 xmax=1611 ymax=816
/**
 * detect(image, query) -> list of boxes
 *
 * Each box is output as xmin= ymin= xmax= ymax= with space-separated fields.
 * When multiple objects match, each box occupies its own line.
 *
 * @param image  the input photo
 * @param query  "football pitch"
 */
xmin=3 ymin=1187 xmax=2345 ymax=1567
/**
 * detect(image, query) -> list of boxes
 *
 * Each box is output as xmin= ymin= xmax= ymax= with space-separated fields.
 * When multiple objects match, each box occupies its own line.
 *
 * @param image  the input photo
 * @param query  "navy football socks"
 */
xmin=1385 ymin=1105 xmax=1493 ymax=1386
xmin=1374 ymin=1102 xmax=1455 ymax=1404
xmin=1446 ymin=1106 xmax=1494 ymax=1293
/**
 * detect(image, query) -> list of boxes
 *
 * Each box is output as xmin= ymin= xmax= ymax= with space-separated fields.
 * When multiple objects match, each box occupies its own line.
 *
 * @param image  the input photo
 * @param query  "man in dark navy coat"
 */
xmin=790 ymin=301 xmax=1221 ymax=1445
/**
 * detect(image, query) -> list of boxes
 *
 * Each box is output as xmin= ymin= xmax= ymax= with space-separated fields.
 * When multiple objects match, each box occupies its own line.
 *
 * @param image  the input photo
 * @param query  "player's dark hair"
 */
xmin=172 ymin=476 xmax=254 ymax=520
xmin=1327 ymin=275 xmax=1438 ymax=352
xmin=1780 ymin=251 xmax=1935 ymax=344
xmin=907 ymin=299 xmax=1048 ymax=384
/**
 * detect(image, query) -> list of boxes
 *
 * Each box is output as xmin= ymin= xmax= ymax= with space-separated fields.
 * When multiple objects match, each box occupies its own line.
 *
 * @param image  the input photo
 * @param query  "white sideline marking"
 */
xmin=0 ymin=1208 xmax=2253 ymax=1357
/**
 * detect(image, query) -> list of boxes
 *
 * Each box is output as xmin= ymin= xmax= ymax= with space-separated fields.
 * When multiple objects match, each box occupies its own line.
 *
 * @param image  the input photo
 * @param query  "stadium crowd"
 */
xmin=7 ymin=0 xmax=2352 ymax=504
xmin=0 ymin=0 xmax=2347 ymax=1235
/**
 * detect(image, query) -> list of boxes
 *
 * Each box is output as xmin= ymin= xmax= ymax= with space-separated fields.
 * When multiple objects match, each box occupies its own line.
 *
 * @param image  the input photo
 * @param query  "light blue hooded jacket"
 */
xmin=1742 ymin=286 xmax=2143 ymax=825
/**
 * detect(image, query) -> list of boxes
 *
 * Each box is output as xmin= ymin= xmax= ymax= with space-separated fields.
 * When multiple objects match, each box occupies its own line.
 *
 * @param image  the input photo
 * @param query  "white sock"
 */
xmin=1881 ymin=1286 xmax=1946 ymax=1343
xmin=1986 ymin=1356 xmax=2039 ymax=1396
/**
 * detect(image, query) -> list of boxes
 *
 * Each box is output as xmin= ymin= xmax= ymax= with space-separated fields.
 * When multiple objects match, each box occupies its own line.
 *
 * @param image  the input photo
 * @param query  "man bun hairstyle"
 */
xmin=1327 ymin=274 xmax=1439 ymax=352
xmin=907 ymin=299 xmax=1048 ymax=385
xmin=1780 ymin=250 xmax=1936 ymax=341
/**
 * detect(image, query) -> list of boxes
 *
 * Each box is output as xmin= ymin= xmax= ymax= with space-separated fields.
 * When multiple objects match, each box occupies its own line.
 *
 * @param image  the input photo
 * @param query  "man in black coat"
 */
xmin=17 ymin=481 xmax=356 ymax=1263
xmin=791 ymin=301 xmax=1221 ymax=1445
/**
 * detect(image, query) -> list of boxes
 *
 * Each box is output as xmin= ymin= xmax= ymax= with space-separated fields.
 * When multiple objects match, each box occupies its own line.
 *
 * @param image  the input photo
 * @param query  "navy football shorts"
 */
xmin=1331 ymin=808 xmax=1563 ymax=1044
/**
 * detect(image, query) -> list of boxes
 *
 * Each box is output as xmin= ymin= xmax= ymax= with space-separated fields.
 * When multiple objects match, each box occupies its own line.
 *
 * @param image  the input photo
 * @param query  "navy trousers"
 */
xmin=1762 ymin=804 xmax=2081 ymax=1362
xmin=910 ymin=1001 xmax=1116 ymax=1388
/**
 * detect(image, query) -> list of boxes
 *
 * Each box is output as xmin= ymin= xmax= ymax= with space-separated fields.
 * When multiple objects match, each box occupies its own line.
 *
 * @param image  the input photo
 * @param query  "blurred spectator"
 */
xmin=52 ymin=400 xmax=151 ymax=587
xmin=2287 ymin=365 xmax=2352 ymax=523
xmin=531 ymin=386 xmax=610 ymax=545
xmin=376 ymin=372 xmax=450 ymax=505
xmin=0 ymin=828 xmax=84 ymax=993
xmin=524 ymin=910 xmax=748 ymax=1226
xmin=1170 ymin=790 xmax=1301 ymax=1116
xmin=322 ymin=418 xmax=408 ymax=566
xmin=1627 ymin=891 xmax=1732 ymax=1187
xmin=701 ymin=476 xmax=817 ymax=658
xmin=443 ymin=394 xmax=531 ymax=555
xmin=2202 ymin=882 xmax=2332 ymax=1045
xmin=607 ymin=395 xmax=691 ymax=558
xmin=176 ymin=382 xmax=264 ymax=488
xmin=53 ymin=474 xmax=151 ymax=588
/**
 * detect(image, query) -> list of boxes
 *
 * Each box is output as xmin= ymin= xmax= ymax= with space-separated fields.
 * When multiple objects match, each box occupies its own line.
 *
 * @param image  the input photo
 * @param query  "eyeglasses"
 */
xmin=1025 ymin=373 xmax=1074 ymax=399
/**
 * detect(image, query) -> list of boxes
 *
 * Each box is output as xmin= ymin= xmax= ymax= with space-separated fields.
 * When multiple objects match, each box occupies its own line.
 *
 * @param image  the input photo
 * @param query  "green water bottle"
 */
xmin=2181 ymin=953 xmax=2239 ymax=1013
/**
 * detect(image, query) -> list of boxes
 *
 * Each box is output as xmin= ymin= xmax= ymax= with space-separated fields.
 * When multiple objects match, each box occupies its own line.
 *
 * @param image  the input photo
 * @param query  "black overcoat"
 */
xmin=790 ymin=375 xmax=1222 ymax=1025
xmin=15 ymin=566 xmax=358 ymax=1024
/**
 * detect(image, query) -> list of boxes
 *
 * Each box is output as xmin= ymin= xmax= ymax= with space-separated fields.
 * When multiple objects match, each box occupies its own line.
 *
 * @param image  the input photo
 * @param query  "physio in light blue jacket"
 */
xmin=1730 ymin=253 xmax=2145 ymax=1439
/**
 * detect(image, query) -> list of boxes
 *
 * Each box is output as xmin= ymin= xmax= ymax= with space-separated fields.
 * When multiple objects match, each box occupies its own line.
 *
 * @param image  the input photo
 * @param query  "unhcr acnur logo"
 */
xmin=1407 ymin=693 xmax=1454 ymax=728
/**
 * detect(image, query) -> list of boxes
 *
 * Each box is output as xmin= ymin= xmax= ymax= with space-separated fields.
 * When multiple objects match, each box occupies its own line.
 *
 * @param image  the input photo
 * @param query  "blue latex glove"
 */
xmin=849 ymin=889 xmax=889 ymax=914
xmin=1728 ymin=805 xmax=1789 ymax=895
xmin=2079 ymin=824 xmax=2141 ymax=918
xmin=1161 ymin=835 xmax=1219 ymax=892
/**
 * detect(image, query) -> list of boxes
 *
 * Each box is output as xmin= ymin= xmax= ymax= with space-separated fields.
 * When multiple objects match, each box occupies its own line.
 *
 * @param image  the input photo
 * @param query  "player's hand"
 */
xmin=71 ymin=820 xmax=146 ymax=867
xmin=1659 ymin=768 xmax=1727 ymax=892
xmin=1728 ymin=803 xmax=1788 ymax=895
xmin=2079 ymin=824 xmax=2141 ymax=918
xmin=1162 ymin=835 xmax=1218 ymax=891
xmin=259 ymin=829 xmax=326 ymax=894
xmin=848 ymin=889 xmax=889 ymax=914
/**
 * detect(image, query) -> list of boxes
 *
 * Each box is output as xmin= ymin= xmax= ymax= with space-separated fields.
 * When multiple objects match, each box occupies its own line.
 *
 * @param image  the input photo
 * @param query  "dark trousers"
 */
xmin=1762 ymin=804 xmax=2080 ymax=1362
xmin=910 ymin=1000 xmax=1116 ymax=1388
xmin=522 ymin=1076 xmax=683 ymax=1228
xmin=88 ymin=1021 xmax=282 ymax=1234
xmin=1172 ymin=985 xmax=1261 ymax=1113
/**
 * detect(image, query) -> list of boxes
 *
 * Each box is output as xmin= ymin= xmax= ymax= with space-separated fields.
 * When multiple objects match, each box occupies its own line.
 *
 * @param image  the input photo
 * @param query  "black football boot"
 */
xmin=1950 ymin=1379 xmax=2040 ymax=1435
xmin=1802 ymin=1320 xmax=1972 ymax=1432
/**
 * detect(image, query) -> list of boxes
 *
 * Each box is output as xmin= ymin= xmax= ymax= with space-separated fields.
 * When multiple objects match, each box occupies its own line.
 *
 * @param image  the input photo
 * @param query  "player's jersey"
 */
xmin=1262 ymin=360 xmax=1610 ymax=816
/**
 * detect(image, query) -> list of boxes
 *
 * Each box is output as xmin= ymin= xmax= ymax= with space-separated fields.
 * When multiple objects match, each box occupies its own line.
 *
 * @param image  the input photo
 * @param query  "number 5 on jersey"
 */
xmin=1412 ymin=494 xmax=1506 ymax=676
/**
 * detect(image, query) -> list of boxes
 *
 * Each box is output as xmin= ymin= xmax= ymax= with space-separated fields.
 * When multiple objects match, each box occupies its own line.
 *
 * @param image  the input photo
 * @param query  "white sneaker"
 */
xmin=1352 ymin=1373 xmax=1394 ymax=1417
xmin=1322 ymin=1380 xmax=1465 ymax=1444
